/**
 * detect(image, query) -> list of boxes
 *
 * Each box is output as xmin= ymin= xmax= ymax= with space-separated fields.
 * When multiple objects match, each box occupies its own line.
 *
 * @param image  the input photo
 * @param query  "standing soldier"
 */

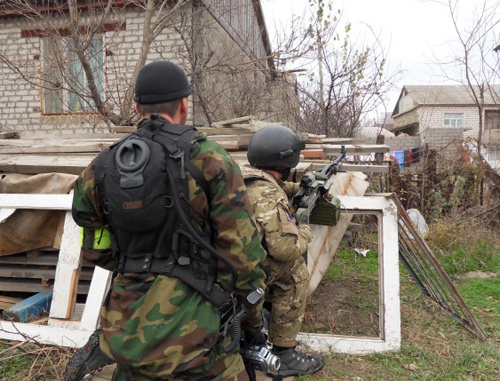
xmin=241 ymin=125 xmax=325 ymax=377
xmin=70 ymin=60 xmax=267 ymax=380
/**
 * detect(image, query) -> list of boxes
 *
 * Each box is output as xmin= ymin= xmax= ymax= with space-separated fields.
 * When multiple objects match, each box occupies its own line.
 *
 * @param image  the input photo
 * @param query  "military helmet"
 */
xmin=134 ymin=61 xmax=193 ymax=104
xmin=247 ymin=124 xmax=306 ymax=168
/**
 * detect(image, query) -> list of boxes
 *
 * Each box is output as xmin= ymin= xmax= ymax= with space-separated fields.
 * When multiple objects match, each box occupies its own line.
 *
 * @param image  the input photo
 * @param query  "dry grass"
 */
xmin=426 ymin=211 xmax=500 ymax=253
xmin=0 ymin=340 xmax=74 ymax=381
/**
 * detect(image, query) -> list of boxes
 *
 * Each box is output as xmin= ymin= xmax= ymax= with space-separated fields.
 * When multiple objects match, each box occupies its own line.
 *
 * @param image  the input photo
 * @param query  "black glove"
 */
xmin=244 ymin=330 xmax=268 ymax=347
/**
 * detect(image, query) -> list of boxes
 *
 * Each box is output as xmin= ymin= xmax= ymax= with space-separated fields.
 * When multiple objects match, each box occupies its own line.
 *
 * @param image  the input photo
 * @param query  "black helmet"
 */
xmin=247 ymin=125 xmax=306 ymax=168
xmin=134 ymin=61 xmax=193 ymax=104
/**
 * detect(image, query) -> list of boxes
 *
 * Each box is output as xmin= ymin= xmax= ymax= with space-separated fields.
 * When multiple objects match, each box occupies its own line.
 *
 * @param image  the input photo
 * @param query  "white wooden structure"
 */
xmin=0 ymin=193 xmax=112 ymax=347
xmin=0 ymin=193 xmax=400 ymax=354
xmin=301 ymin=194 xmax=401 ymax=354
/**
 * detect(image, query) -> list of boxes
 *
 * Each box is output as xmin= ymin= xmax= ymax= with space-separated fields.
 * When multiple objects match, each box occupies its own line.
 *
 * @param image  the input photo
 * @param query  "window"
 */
xmin=444 ymin=113 xmax=463 ymax=128
xmin=485 ymin=110 xmax=500 ymax=130
xmin=41 ymin=37 xmax=104 ymax=115
xmin=487 ymin=148 xmax=500 ymax=161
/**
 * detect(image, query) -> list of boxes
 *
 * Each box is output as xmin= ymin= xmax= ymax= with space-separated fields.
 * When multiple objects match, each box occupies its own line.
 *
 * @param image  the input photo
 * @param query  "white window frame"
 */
xmin=0 ymin=194 xmax=401 ymax=354
xmin=444 ymin=113 xmax=463 ymax=128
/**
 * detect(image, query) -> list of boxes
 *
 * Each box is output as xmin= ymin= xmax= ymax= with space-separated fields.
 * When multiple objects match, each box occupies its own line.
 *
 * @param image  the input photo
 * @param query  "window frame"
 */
xmin=444 ymin=113 xmax=464 ymax=128
xmin=41 ymin=35 xmax=105 ymax=116
xmin=485 ymin=110 xmax=500 ymax=130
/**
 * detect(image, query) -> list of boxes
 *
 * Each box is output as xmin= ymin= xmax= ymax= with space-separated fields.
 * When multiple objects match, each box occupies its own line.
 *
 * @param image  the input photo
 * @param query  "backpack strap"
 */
xmin=134 ymin=119 xmax=211 ymax=198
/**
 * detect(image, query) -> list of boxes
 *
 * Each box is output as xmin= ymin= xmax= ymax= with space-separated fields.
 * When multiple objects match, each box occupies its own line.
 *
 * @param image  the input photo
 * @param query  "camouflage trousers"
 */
xmin=264 ymin=254 xmax=309 ymax=348
xmin=110 ymin=349 xmax=249 ymax=380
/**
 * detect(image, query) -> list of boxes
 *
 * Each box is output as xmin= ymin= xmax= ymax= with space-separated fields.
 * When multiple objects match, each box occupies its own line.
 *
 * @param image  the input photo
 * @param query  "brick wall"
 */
xmin=1 ymin=7 xmax=280 ymax=135
xmin=0 ymin=16 xmax=44 ymax=134
xmin=421 ymin=128 xmax=464 ymax=171
xmin=419 ymin=106 xmax=478 ymax=138
xmin=0 ymin=9 xmax=196 ymax=135
xmin=354 ymin=128 xmax=467 ymax=172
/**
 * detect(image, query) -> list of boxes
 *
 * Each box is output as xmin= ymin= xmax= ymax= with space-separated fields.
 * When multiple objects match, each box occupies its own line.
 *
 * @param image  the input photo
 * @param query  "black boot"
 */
xmin=272 ymin=346 xmax=325 ymax=377
xmin=64 ymin=328 xmax=115 ymax=381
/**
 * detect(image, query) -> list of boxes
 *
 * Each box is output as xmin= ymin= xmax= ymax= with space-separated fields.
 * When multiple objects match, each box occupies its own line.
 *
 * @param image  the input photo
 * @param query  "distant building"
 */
xmin=392 ymin=85 xmax=500 ymax=168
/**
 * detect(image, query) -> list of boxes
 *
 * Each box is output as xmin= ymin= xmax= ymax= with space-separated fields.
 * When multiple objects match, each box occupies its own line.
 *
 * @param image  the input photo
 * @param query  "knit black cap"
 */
xmin=134 ymin=61 xmax=193 ymax=104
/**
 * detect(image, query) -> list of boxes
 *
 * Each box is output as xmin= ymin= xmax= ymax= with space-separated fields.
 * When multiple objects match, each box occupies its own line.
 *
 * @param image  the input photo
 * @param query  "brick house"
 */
xmin=0 ymin=0 xmax=297 ymax=135
xmin=392 ymin=85 xmax=500 ymax=168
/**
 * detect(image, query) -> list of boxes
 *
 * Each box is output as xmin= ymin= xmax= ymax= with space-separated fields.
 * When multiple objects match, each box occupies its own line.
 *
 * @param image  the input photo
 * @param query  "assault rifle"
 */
xmin=291 ymin=145 xmax=347 ymax=226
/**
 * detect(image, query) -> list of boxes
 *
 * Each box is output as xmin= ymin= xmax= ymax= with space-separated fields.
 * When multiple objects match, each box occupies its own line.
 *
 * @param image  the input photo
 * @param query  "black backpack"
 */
xmin=94 ymin=115 xmax=235 ymax=305
xmin=94 ymin=117 xmax=205 ymax=235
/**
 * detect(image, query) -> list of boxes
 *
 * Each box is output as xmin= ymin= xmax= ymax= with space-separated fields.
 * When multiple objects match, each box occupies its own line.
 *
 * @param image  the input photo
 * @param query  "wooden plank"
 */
xmin=110 ymin=126 xmax=136 ymax=133
xmin=0 ymin=266 xmax=56 ymax=280
xmin=0 ymin=208 xmax=15 ymax=221
xmin=79 ymin=266 xmax=112 ymax=331
xmin=0 ymin=132 xmax=19 ymax=139
xmin=306 ymin=144 xmax=390 ymax=155
xmin=307 ymin=172 xmax=370 ymax=296
xmin=0 ymin=295 xmax=22 ymax=310
xmin=50 ymin=210 xmax=82 ymax=320
xmin=0 ymin=252 xmax=95 ymax=268
xmin=0 ymin=193 xmax=73 ymax=209
xmin=301 ymin=149 xmax=324 ymax=159
xmin=0 ymin=154 xmax=93 ymax=174
xmin=0 ymin=141 xmax=112 ymax=154
xmin=198 ymin=127 xmax=255 ymax=135
xmin=0 ymin=265 xmax=94 ymax=281
xmin=216 ymin=140 xmax=240 ymax=151
xmin=17 ymin=134 xmax=123 ymax=140
xmin=0 ymin=252 xmax=59 ymax=266
xmin=0 ymin=278 xmax=90 ymax=294
xmin=0 ymin=320 xmax=95 ymax=348
xmin=207 ymin=134 xmax=253 ymax=149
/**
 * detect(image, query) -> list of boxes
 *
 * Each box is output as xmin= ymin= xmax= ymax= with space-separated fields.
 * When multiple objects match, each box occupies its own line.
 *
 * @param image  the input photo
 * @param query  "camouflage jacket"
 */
xmin=72 ymin=121 xmax=266 ymax=378
xmin=241 ymin=165 xmax=311 ymax=263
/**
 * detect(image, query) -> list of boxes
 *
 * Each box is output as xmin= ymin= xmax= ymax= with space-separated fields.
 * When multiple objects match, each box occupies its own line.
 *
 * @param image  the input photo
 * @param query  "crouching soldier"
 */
xmin=241 ymin=125 xmax=325 ymax=378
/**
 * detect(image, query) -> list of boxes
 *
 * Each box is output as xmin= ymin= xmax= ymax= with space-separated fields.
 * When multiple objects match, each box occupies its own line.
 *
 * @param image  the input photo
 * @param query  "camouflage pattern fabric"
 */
xmin=72 ymin=124 xmax=266 ymax=380
xmin=241 ymin=165 xmax=311 ymax=348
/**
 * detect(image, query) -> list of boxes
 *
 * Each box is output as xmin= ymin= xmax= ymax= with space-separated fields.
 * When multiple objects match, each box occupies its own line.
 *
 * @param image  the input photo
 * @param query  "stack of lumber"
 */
xmin=0 ymin=116 xmax=390 ymax=175
xmin=0 ymin=249 xmax=95 ymax=297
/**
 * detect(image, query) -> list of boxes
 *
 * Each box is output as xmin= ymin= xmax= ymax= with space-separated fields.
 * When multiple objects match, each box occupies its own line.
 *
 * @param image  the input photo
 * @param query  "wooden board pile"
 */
xmin=0 ymin=116 xmax=389 ymax=175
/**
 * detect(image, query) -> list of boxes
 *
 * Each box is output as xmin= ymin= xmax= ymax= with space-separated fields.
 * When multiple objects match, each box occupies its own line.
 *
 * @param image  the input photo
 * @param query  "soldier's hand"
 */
xmin=299 ymin=224 xmax=312 ymax=243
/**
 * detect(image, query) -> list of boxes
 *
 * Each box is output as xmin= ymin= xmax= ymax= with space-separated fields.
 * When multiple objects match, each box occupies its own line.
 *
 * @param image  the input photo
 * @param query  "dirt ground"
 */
xmin=304 ymin=278 xmax=380 ymax=337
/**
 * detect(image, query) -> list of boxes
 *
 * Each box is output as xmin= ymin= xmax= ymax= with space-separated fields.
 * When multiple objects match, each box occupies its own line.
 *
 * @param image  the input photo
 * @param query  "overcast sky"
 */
xmin=261 ymin=0 xmax=500 ymax=112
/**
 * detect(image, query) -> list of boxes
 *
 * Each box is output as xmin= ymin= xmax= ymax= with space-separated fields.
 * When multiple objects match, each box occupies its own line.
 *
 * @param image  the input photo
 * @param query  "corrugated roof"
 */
xmin=404 ymin=85 xmax=500 ymax=105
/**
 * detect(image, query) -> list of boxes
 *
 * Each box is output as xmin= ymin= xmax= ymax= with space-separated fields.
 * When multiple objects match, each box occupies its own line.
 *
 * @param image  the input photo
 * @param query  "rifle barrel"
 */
xmin=320 ymin=145 xmax=346 ymax=176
